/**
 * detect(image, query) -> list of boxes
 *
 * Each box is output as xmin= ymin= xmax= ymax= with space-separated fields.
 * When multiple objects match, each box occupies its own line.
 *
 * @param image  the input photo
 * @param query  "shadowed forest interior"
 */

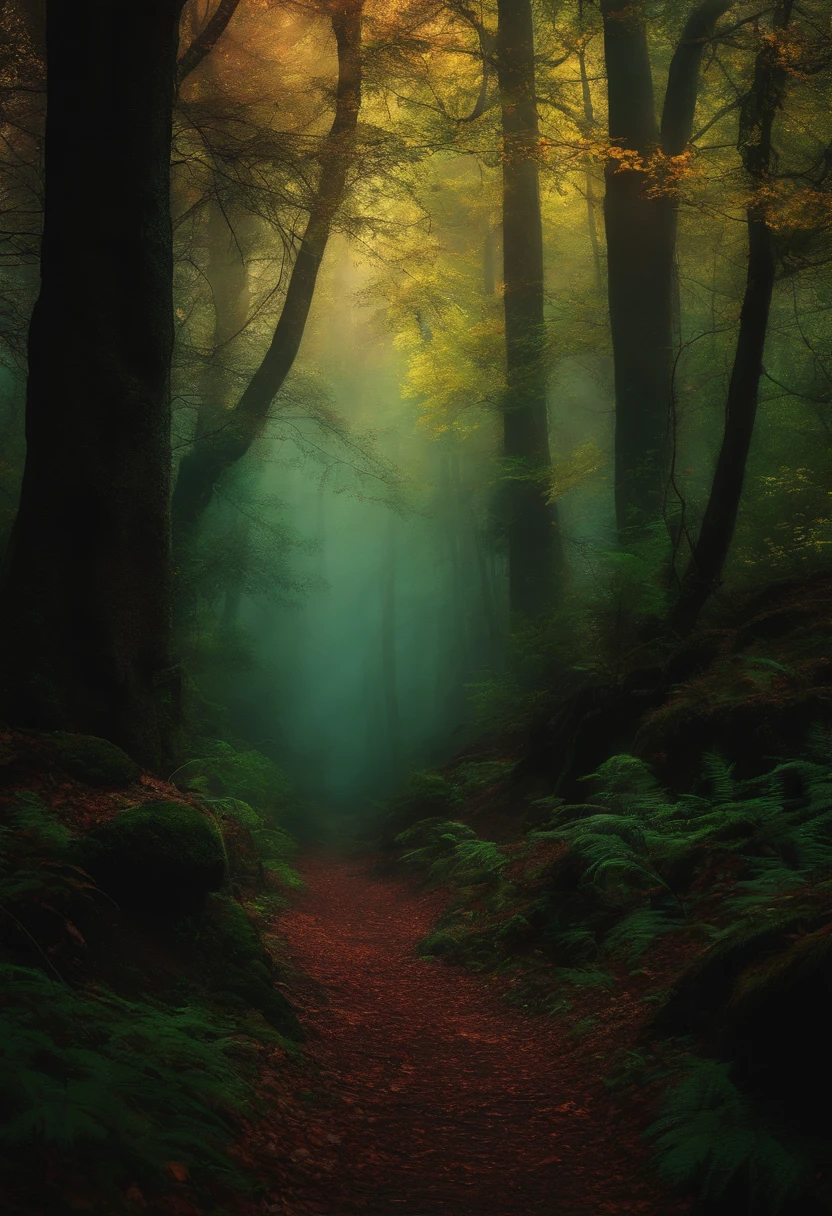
xmin=1 ymin=0 xmax=832 ymax=1213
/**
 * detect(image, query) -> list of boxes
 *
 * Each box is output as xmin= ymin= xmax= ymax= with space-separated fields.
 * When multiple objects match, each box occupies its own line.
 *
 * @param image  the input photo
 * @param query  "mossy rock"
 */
xmin=200 ymin=893 xmax=303 ymax=1040
xmin=47 ymin=732 xmax=141 ymax=787
xmin=83 ymin=801 xmax=226 ymax=923
xmin=419 ymin=930 xmax=460 ymax=958
xmin=206 ymin=800 xmax=265 ymax=886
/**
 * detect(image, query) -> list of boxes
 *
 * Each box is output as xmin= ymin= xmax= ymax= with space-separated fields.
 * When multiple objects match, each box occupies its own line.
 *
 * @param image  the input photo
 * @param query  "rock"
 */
xmin=82 ymin=801 xmax=226 ymax=922
xmin=47 ymin=732 xmax=141 ymax=786
xmin=419 ymin=930 xmax=459 ymax=958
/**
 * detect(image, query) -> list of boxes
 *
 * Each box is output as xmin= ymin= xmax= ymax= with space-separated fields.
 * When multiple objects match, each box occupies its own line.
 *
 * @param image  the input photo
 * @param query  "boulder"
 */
xmin=47 ymin=732 xmax=141 ymax=787
xmin=83 ymin=800 xmax=226 ymax=922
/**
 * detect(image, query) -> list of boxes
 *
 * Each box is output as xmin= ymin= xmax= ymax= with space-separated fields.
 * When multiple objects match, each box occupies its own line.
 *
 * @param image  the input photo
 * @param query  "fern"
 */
xmin=649 ymin=1058 xmax=809 ymax=1211
xmin=434 ymin=838 xmax=508 ymax=885
xmin=396 ymin=820 xmax=507 ymax=889
xmin=200 ymin=797 xmax=303 ymax=890
xmin=174 ymin=741 xmax=289 ymax=814
xmin=700 ymin=753 xmax=736 ymax=804
xmin=0 ymin=964 xmax=252 ymax=1184
xmin=604 ymin=907 xmax=686 ymax=960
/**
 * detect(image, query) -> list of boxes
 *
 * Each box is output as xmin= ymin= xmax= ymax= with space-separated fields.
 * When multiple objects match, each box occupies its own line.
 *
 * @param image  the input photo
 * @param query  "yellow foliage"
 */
xmin=548 ymin=440 xmax=607 ymax=502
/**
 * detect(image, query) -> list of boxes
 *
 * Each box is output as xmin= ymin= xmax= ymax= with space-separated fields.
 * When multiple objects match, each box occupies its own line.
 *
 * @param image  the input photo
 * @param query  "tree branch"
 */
xmin=177 ymin=0 xmax=243 ymax=86
xmin=661 ymin=0 xmax=737 ymax=157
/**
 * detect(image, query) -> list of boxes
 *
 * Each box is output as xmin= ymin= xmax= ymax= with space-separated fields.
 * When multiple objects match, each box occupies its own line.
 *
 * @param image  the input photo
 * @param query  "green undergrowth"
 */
xmin=0 ymin=964 xmax=253 ymax=1188
xmin=394 ymin=740 xmax=832 ymax=1214
xmin=0 ymin=734 xmax=306 ymax=1211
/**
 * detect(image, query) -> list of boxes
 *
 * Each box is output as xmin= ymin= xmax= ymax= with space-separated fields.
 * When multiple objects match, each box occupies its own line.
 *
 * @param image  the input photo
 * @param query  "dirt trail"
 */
xmin=267 ymin=853 xmax=689 ymax=1216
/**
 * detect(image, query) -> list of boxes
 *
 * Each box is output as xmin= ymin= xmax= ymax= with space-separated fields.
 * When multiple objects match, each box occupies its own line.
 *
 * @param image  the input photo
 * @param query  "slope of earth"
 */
xmin=252 ymin=852 xmax=691 ymax=1216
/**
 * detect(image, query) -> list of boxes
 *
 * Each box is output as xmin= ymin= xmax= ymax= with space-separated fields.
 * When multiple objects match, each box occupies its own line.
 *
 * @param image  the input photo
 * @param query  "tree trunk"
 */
xmin=171 ymin=0 xmax=363 ymax=552
xmin=601 ymin=0 xmax=734 ymax=536
xmin=601 ymin=0 xmax=672 ymax=535
xmin=496 ymin=0 xmax=563 ymax=618
xmin=381 ymin=508 xmax=400 ymax=790
xmin=577 ymin=44 xmax=603 ymax=291
xmin=0 ymin=0 xmax=185 ymax=769
xmin=671 ymin=0 xmax=793 ymax=635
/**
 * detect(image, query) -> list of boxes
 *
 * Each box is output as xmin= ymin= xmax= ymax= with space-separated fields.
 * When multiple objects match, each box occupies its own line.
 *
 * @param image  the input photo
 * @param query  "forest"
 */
xmin=0 ymin=0 xmax=831 ymax=1212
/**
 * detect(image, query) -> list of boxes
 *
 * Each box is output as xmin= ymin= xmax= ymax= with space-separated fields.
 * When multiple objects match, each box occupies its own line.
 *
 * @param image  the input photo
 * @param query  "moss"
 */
xmin=46 ymin=731 xmax=141 ymax=786
xmin=200 ymin=893 xmax=303 ymax=1040
xmin=83 ymin=801 xmax=226 ymax=923
xmin=495 ymin=913 xmax=533 ymax=945
xmin=419 ymin=930 xmax=460 ymax=958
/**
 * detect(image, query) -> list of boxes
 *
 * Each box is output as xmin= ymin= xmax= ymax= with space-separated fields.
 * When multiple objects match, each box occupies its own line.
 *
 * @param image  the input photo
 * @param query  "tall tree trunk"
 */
xmin=601 ymin=0 xmax=671 ymax=535
xmin=577 ymin=44 xmax=603 ymax=291
xmin=0 ymin=0 xmax=185 ymax=769
xmin=601 ymin=0 xmax=734 ymax=536
xmin=671 ymin=0 xmax=793 ymax=635
xmin=496 ymin=0 xmax=563 ymax=618
xmin=171 ymin=0 xmax=363 ymax=552
xmin=381 ymin=508 xmax=400 ymax=790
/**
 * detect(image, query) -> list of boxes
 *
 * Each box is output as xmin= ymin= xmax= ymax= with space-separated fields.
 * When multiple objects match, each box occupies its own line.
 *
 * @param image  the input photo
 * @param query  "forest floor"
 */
xmin=242 ymin=852 xmax=692 ymax=1216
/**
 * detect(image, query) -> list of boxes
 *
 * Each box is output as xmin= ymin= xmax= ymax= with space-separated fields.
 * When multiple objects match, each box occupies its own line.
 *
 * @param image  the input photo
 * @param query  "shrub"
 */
xmin=173 ymin=740 xmax=290 ymax=814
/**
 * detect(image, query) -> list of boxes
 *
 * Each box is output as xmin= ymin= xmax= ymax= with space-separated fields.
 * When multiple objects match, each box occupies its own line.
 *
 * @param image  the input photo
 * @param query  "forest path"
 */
xmin=263 ymin=853 xmax=689 ymax=1216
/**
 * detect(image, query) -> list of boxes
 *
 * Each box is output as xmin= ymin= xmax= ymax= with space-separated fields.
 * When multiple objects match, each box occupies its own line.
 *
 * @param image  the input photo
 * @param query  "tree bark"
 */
xmin=601 ymin=0 xmax=734 ymax=536
xmin=171 ymin=0 xmax=363 ymax=552
xmin=671 ymin=0 xmax=793 ymax=635
xmin=496 ymin=0 xmax=563 ymax=618
xmin=0 ymin=0 xmax=185 ymax=769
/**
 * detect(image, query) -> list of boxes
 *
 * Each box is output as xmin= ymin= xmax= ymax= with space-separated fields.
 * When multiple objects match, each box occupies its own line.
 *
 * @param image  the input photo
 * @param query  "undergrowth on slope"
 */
xmin=200 ymin=795 xmax=304 ymax=891
xmin=0 ymin=735 xmax=306 ymax=1209
xmin=0 ymin=964 xmax=252 ymax=1186
xmin=395 ymin=741 xmax=832 ymax=1213
xmin=648 ymin=1058 xmax=810 ymax=1213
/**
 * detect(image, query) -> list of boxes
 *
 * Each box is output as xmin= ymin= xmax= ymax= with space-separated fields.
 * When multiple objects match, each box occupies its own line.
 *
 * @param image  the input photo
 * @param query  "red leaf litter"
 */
xmin=241 ymin=854 xmax=692 ymax=1216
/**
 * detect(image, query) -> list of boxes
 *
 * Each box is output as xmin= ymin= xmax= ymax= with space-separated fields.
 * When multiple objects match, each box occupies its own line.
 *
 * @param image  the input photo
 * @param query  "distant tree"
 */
xmin=171 ymin=0 xmax=365 ymax=552
xmin=0 ymin=0 xmax=186 ymax=768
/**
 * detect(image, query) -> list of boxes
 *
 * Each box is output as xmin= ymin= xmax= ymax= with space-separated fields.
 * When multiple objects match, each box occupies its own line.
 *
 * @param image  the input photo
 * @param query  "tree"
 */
xmin=496 ymin=0 xmax=563 ymax=617
xmin=671 ymin=0 xmax=796 ymax=634
xmin=0 ymin=0 xmax=186 ymax=769
xmin=601 ymin=0 xmax=735 ymax=535
xmin=171 ymin=0 xmax=364 ymax=552
xmin=176 ymin=0 xmax=242 ymax=87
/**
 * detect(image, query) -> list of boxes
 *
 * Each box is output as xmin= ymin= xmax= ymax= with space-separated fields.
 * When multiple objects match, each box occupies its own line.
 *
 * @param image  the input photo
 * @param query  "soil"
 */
xmin=246 ymin=853 xmax=692 ymax=1216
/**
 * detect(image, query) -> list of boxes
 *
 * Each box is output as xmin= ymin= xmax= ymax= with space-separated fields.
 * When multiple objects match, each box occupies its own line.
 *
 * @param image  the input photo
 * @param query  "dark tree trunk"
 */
xmin=0 ymin=0 xmax=185 ymax=769
xmin=601 ymin=0 xmax=672 ymax=535
xmin=171 ymin=0 xmax=363 ymax=552
xmin=671 ymin=0 xmax=793 ymax=635
xmin=601 ymin=0 xmax=734 ymax=536
xmin=496 ymin=0 xmax=563 ymax=619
